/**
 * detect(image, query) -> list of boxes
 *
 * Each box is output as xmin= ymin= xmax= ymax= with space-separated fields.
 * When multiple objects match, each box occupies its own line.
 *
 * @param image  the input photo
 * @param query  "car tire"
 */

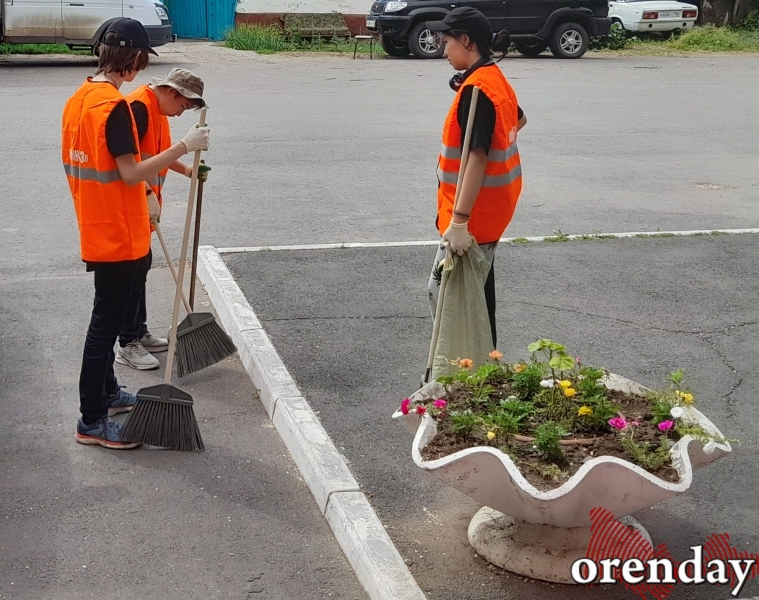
xmin=409 ymin=22 xmax=443 ymax=59
xmin=549 ymin=22 xmax=589 ymax=59
xmin=381 ymin=35 xmax=411 ymax=57
xmin=514 ymin=40 xmax=549 ymax=56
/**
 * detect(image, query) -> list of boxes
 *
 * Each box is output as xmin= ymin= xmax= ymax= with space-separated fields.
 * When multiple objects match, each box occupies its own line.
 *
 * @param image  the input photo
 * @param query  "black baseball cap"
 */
xmin=425 ymin=7 xmax=492 ymax=40
xmin=101 ymin=18 xmax=159 ymax=56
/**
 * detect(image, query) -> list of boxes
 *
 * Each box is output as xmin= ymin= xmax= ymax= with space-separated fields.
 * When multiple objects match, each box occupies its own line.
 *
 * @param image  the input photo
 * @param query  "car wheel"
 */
xmin=513 ymin=40 xmax=548 ymax=57
xmin=409 ymin=22 xmax=443 ymax=59
xmin=381 ymin=35 xmax=411 ymax=57
xmin=549 ymin=22 xmax=589 ymax=59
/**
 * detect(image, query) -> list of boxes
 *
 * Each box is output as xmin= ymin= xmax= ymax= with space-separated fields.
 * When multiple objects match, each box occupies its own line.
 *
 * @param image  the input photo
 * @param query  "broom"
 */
xmin=120 ymin=110 xmax=209 ymax=451
xmin=175 ymin=158 xmax=236 ymax=379
xmin=421 ymin=86 xmax=480 ymax=388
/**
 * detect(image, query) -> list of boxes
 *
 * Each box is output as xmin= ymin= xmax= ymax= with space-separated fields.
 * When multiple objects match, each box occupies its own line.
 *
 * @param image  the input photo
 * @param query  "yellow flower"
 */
xmin=682 ymin=393 xmax=694 ymax=404
xmin=487 ymin=431 xmax=497 ymax=441
xmin=559 ymin=380 xmax=572 ymax=389
xmin=564 ymin=388 xmax=577 ymax=398
xmin=489 ymin=350 xmax=503 ymax=361
xmin=514 ymin=364 xmax=526 ymax=373
xmin=459 ymin=358 xmax=474 ymax=370
xmin=578 ymin=406 xmax=593 ymax=417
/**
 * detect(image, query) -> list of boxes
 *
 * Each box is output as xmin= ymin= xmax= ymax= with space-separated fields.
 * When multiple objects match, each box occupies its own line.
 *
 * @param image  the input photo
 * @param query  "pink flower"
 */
xmin=658 ymin=420 xmax=674 ymax=432
xmin=631 ymin=420 xmax=641 ymax=427
xmin=609 ymin=417 xmax=628 ymax=430
xmin=433 ymin=399 xmax=447 ymax=409
xmin=400 ymin=399 xmax=411 ymax=415
xmin=416 ymin=406 xmax=427 ymax=416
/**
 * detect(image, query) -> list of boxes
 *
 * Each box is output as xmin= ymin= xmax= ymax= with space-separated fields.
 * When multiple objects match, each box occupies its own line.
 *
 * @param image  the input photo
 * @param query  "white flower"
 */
xmin=540 ymin=379 xmax=555 ymax=388
xmin=670 ymin=406 xmax=685 ymax=419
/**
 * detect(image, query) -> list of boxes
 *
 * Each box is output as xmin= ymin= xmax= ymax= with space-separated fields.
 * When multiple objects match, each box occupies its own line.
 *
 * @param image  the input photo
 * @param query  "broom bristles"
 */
xmin=176 ymin=314 xmax=237 ymax=378
xmin=121 ymin=385 xmax=204 ymax=451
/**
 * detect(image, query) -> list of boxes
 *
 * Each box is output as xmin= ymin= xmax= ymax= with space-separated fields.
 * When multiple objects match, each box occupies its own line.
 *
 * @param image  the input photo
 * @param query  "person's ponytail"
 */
xmin=491 ymin=30 xmax=512 ymax=58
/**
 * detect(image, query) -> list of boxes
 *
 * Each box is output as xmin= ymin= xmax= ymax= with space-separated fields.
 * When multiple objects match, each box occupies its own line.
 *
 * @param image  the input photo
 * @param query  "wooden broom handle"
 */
xmin=423 ymin=87 xmax=480 ymax=385
xmin=165 ymin=108 xmax=207 ymax=384
xmin=189 ymin=160 xmax=205 ymax=310
xmin=154 ymin=222 xmax=192 ymax=314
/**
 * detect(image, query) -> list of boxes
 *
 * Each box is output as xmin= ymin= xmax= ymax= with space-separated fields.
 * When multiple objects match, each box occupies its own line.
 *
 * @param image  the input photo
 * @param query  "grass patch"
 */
xmin=593 ymin=24 xmax=759 ymax=56
xmin=0 ymin=43 xmax=89 ymax=55
xmin=224 ymin=24 xmax=384 ymax=56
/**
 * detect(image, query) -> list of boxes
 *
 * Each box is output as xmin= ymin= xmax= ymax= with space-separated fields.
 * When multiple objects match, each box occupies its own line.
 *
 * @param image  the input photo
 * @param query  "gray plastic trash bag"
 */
xmin=430 ymin=243 xmax=495 ymax=381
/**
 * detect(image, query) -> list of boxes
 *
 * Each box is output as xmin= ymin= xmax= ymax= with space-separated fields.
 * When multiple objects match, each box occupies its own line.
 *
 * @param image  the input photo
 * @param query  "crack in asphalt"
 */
xmin=701 ymin=332 xmax=744 ymax=420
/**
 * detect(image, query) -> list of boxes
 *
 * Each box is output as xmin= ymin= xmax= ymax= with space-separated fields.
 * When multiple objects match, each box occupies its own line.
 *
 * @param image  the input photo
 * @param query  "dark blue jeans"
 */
xmin=119 ymin=248 xmax=152 ymax=346
xmin=79 ymin=255 xmax=147 ymax=424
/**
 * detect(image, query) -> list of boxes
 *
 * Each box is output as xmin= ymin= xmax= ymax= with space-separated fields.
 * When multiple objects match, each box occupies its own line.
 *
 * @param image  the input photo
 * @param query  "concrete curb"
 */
xmin=197 ymin=245 xmax=428 ymax=600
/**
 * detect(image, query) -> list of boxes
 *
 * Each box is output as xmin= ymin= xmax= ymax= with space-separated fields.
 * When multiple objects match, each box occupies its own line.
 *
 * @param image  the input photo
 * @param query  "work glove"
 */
xmin=147 ymin=190 xmax=161 ymax=224
xmin=181 ymin=122 xmax=211 ymax=153
xmin=185 ymin=163 xmax=211 ymax=182
xmin=443 ymin=220 xmax=473 ymax=256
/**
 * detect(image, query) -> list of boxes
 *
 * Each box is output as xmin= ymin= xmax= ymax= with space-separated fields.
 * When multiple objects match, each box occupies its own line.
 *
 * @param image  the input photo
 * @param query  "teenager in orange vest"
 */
xmin=425 ymin=8 xmax=526 ymax=349
xmin=62 ymin=18 xmax=211 ymax=449
xmin=115 ymin=68 xmax=210 ymax=371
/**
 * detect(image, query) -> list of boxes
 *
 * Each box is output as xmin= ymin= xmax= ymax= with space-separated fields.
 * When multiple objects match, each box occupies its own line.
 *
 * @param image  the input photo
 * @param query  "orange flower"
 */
xmin=459 ymin=359 xmax=474 ymax=370
xmin=514 ymin=364 xmax=526 ymax=373
xmin=489 ymin=350 xmax=503 ymax=361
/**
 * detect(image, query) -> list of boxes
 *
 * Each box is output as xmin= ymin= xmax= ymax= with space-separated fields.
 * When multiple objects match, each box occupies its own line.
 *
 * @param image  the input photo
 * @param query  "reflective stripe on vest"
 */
xmin=436 ymin=65 xmax=523 ymax=244
xmin=63 ymin=162 xmax=122 ymax=184
xmin=437 ymin=142 xmax=521 ymax=186
xmin=128 ymin=85 xmax=171 ymax=204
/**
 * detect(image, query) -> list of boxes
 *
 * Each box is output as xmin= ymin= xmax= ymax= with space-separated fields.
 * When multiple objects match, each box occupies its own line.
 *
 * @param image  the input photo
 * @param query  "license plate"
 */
xmin=366 ymin=18 xmax=376 ymax=27
xmin=660 ymin=11 xmax=680 ymax=17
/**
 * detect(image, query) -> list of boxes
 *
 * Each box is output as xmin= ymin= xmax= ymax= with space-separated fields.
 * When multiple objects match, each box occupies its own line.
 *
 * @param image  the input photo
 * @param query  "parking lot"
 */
xmin=1 ymin=41 xmax=758 ymax=599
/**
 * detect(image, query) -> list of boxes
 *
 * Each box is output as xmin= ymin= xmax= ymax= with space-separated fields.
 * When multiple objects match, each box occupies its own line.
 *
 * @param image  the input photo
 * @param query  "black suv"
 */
xmin=366 ymin=0 xmax=612 ymax=59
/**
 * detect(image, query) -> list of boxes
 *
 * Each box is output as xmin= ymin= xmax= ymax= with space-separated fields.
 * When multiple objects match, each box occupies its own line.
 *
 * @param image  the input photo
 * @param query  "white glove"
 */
xmin=180 ymin=123 xmax=210 ymax=153
xmin=147 ymin=190 xmax=161 ymax=224
xmin=443 ymin=220 xmax=473 ymax=256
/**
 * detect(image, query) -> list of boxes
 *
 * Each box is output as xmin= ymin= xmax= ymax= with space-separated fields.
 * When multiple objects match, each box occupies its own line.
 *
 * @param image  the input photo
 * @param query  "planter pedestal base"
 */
xmin=467 ymin=507 xmax=653 ymax=584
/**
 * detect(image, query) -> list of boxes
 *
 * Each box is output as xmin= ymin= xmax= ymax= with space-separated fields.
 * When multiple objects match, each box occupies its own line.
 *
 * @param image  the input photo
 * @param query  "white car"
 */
xmin=608 ymin=0 xmax=698 ymax=33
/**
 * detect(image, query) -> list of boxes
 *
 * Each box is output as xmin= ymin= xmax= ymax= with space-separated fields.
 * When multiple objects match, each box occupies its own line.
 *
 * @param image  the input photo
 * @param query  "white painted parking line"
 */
xmin=216 ymin=228 xmax=759 ymax=254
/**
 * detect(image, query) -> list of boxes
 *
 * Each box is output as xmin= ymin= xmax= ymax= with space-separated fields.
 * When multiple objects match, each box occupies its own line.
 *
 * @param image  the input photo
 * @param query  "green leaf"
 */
xmin=527 ymin=341 xmax=543 ymax=353
xmin=548 ymin=342 xmax=566 ymax=352
xmin=549 ymin=353 xmax=576 ymax=371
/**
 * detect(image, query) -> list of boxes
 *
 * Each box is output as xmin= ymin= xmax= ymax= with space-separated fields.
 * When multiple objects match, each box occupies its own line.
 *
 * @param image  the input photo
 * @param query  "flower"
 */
xmin=487 ymin=431 xmax=496 ymax=441
xmin=578 ymin=406 xmax=593 ymax=417
xmin=631 ymin=420 xmax=641 ymax=427
xmin=658 ymin=420 xmax=674 ymax=432
xmin=563 ymin=388 xmax=577 ymax=398
xmin=433 ymin=399 xmax=447 ymax=409
xmin=670 ymin=406 xmax=684 ymax=419
xmin=682 ymin=393 xmax=694 ymax=404
xmin=514 ymin=364 xmax=526 ymax=373
xmin=609 ymin=417 xmax=628 ymax=430
xmin=489 ymin=350 xmax=503 ymax=361
xmin=459 ymin=358 xmax=474 ymax=370
xmin=416 ymin=406 xmax=427 ymax=416
xmin=400 ymin=398 xmax=411 ymax=415
xmin=540 ymin=379 xmax=555 ymax=388
xmin=559 ymin=380 xmax=572 ymax=389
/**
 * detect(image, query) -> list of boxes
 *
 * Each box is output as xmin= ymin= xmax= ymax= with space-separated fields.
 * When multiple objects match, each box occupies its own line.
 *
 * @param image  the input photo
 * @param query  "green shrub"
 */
xmin=225 ymin=25 xmax=289 ymax=53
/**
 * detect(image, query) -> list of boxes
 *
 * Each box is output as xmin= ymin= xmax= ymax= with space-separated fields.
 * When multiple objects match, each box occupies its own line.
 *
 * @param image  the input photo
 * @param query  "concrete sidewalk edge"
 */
xmin=197 ymin=245 xmax=428 ymax=600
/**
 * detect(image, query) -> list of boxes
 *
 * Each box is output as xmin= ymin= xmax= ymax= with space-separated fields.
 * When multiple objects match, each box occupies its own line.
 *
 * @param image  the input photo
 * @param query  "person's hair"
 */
xmin=96 ymin=32 xmax=150 ymax=76
xmin=446 ymin=28 xmax=511 ymax=59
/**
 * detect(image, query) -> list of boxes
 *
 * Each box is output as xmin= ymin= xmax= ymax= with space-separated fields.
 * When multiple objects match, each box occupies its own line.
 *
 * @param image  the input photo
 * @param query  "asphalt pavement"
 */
xmin=226 ymin=233 xmax=759 ymax=600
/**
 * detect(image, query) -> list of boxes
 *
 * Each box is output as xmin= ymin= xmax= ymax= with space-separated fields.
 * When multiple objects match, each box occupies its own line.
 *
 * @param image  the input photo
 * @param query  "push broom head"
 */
xmin=120 ymin=383 xmax=204 ymax=451
xmin=175 ymin=312 xmax=237 ymax=378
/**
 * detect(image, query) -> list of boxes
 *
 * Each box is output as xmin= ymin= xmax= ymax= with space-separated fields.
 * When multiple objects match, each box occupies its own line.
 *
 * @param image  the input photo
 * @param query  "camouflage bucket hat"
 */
xmin=152 ymin=68 xmax=207 ymax=108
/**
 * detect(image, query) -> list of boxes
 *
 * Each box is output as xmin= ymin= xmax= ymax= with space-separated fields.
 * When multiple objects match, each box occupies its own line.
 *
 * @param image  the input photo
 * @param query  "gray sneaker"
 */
xmin=116 ymin=340 xmax=160 ymax=370
xmin=140 ymin=332 xmax=169 ymax=353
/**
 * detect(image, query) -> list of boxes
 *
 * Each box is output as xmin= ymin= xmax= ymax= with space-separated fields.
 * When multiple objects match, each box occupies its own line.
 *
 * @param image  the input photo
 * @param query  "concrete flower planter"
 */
xmin=393 ymin=374 xmax=732 ymax=584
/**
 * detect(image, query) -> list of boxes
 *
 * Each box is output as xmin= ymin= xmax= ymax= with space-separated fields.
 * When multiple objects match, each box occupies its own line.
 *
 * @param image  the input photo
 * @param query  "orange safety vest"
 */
xmin=126 ymin=85 xmax=172 ymax=234
xmin=62 ymin=79 xmax=150 ymax=263
xmin=436 ymin=65 xmax=523 ymax=244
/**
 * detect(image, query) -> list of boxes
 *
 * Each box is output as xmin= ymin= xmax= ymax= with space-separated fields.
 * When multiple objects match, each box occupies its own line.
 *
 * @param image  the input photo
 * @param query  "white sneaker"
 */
xmin=116 ymin=340 xmax=160 ymax=370
xmin=140 ymin=332 xmax=169 ymax=353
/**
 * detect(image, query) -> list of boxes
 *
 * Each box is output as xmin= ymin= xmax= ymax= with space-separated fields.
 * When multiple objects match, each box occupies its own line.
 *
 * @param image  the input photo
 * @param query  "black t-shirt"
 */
xmin=457 ymin=86 xmax=524 ymax=154
xmin=129 ymin=99 xmax=150 ymax=144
